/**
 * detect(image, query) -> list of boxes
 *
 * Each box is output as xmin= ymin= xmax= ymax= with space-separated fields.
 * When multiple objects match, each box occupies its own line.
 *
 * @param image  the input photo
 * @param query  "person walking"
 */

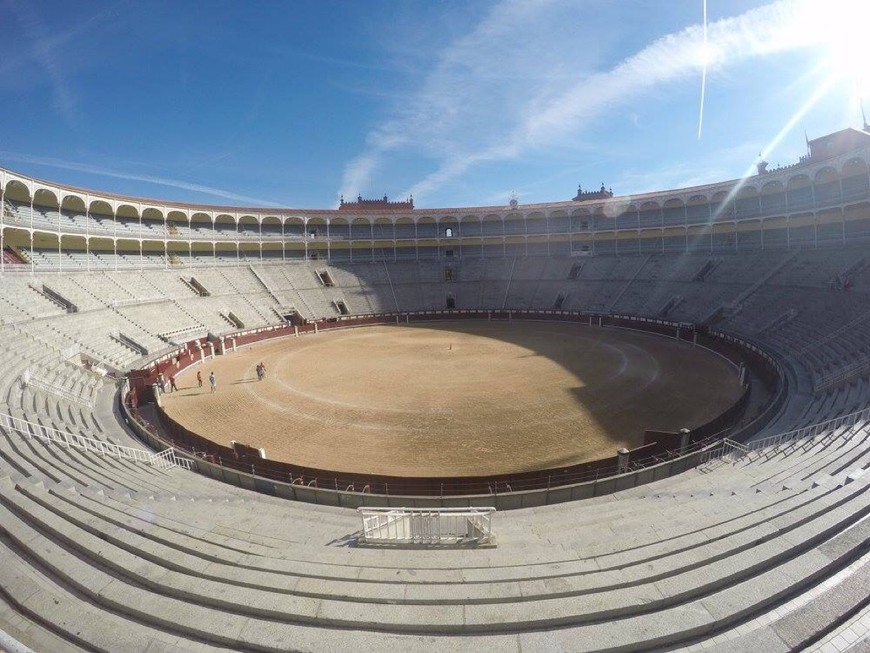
xmin=197 ymin=370 xmax=203 ymax=388
xmin=169 ymin=373 xmax=178 ymax=393
xmin=209 ymin=371 xmax=217 ymax=393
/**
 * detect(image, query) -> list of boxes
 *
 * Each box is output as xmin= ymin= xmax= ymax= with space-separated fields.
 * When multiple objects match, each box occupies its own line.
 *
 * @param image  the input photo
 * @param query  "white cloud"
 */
xmin=338 ymin=154 xmax=380 ymax=207
xmin=1 ymin=152 xmax=285 ymax=207
xmin=339 ymin=0 xmax=847 ymax=204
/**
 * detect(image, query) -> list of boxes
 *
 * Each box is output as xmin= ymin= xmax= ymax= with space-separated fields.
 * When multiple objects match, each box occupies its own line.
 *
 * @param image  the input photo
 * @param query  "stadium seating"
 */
xmin=0 ymin=247 xmax=867 ymax=650
xmin=2 ymin=153 xmax=870 ymax=649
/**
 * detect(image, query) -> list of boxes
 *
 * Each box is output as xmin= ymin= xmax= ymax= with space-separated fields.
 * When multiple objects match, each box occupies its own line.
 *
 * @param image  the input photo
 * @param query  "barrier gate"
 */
xmin=358 ymin=506 xmax=496 ymax=545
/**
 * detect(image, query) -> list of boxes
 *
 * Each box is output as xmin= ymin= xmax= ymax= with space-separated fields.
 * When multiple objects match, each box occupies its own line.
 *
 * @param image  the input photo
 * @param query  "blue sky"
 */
xmin=1 ymin=0 xmax=867 ymax=209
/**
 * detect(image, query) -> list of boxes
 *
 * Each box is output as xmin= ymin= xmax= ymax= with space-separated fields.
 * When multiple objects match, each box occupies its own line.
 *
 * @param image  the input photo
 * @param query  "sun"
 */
xmin=801 ymin=0 xmax=870 ymax=101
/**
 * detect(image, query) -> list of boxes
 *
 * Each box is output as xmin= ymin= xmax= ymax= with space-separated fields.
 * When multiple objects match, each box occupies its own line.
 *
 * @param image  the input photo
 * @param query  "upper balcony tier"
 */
xmin=2 ymin=129 xmax=869 ymax=240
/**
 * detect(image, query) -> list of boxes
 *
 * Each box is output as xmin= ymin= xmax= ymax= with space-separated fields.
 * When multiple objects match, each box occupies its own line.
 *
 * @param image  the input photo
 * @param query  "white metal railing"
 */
xmin=358 ymin=507 xmax=496 ymax=545
xmin=21 ymin=370 xmax=96 ymax=409
xmin=813 ymin=354 xmax=870 ymax=394
xmin=0 ymin=412 xmax=192 ymax=471
xmin=703 ymin=406 xmax=870 ymax=465
xmin=718 ymin=438 xmax=750 ymax=462
xmin=112 ymin=296 xmax=165 ymax=308
xmin=61 ymin=344 xmax=80 ymax=359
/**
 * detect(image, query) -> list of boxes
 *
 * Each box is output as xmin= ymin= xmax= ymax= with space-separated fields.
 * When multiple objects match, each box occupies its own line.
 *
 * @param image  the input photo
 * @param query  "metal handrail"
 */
xmin=703 ymin=406 xmax=870 ymax=465
xmin=0 ymin=412 xmax=191 ymax=470
xmin=358 ymin=507 xmax=496 ymax=545
xmin=21 ymin=370 xmax=96 ymax=409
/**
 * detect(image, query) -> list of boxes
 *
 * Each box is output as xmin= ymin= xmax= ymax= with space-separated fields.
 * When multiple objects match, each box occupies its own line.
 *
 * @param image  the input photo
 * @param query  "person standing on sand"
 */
xmin=209 ymin=371 xmax=217 ymax=393
xmin=197 ymin=370 xmax=203 ymax=388
xmin=169 ymin=373 xmax=178 ymax=392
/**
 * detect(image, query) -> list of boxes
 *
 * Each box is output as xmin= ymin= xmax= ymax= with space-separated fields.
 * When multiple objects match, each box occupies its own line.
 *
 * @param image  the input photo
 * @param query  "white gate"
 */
xmin=358 ymin=507 xmax=495 ymax=545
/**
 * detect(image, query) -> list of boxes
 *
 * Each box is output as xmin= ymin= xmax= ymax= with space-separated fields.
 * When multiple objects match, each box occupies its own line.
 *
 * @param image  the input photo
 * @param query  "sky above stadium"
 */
xmin=1 ymin=0 xmax=868 ymax=210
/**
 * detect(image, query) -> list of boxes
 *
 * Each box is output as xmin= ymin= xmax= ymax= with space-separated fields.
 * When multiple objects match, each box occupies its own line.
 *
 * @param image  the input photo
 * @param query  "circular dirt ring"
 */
xmin=161 ymin=321 xmax=743 ymax=477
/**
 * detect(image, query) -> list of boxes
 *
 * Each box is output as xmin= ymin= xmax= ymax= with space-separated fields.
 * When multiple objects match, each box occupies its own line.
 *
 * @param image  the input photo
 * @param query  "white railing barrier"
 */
xmin=0 ymin=412 xmax=192 ymax=471
xmin=720 ymin=438 xmax=750 ymax=461
xmin=21 ymin=370 xmax=96 ymax=409
xmin=703 ymin=406 xmax=870 ymax=466
xmin=358 ymin=507 xmax=496 ymax=545
xmin=813 ymin=354 xmax=870 ymax=394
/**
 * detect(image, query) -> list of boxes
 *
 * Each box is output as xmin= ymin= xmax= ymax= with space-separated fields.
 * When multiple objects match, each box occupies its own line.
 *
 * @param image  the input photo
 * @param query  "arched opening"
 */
xmin=284 ymin=216 xmax=305 ymax=239
xmin=307 ymin=218 xmax=328 ymax=260
xmin=261 ymin=215 xmax=281 ymax=238
xmin=88 ymin=236 xmax=115 ymax=267
xmin=545 ymin=210 xmax=566 ymax=235
xmin=685 ymin=195 xmax=709 ymax=224
xmin=813 ymin=166 xmax=841 ymax=206
xmin=30 ymin=230 xmax=60 ymax=268
xmin=394 ymin=217 xmax=415 ymax=259
xmin=481 ymin=214 xmax=503 ymax=237
xmin=115 ymin=237 xmax=140 ymax=268
xmin=141 ymin=207 xmax=164 ymax=239
xmin=841 ymin=158 xmax=869 ymax=200
xmin=416 ymin=216 xmax=437 ymax=239
xmin=373 ymin=217 xmax=394 ymax=240
xmin=238 ymin=214 xmax=259 ymax=238
xmin=709 ymin=190 xmax=732 ymax=222
xmin=569 ymin=208 xmax=590 ymax=232
xmin=503 ymin=212 xmax=525 ymax=236
xmin=68 ymin=232 xmax=95 ymax=267
xmin=213 ymin=213 xmax=235 ymax=239
xmin=116 ymin=203 xmax=140 ymax=236
xmin=662 ymin=198 xmax=685 ymax=226
xmin=141 ymin=237 xmax=165 ymax=268
xmin=3 ymin=179 xmax=31 ymax=207
xmin=734 ymin=186 xmax=760 ymax=220
xmin=373 ymin=218 xmax=395 ymax=261
xmin=759 ymin=181 xmax=786 ymax=216
xmin=416 ymin=217 xmax=437 ymax=259
xmin=166 ymin=210 xmax=189 ymax=238
xmin=60 ymin=194 xmax=87 ymax=233
xmin=327 ymin=217 xmax=347 ymax=240
xmin=32 ymin=188 xmax=60 ymax=231
xmin=606 ymin=200 xmax=635 ymax=229
xmin=459 ymin=215 xmax=481 ymax=237
xmin=351 ymin=217 xmax=373 ymax=241
xmin=239 ymin=240 xmax=260 ymax=263
xmin=786 ymin=175 xmax=813 ymax=211
xmin=261 ymin=216 xmax=282 ymax=260
xmin=441 ymin=215 xmax=459 ymax=239
xmin=637 ymin=201 xmax=661 ymax=228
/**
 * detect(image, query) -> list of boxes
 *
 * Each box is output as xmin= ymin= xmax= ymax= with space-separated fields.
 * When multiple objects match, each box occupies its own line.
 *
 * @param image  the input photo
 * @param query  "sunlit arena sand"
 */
xmin=161 ymin=322 xmax=743 ymax=476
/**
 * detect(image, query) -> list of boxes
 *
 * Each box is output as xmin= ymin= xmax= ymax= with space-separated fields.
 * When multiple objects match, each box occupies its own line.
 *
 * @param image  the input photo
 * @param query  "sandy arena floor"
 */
xmin=161 ymin=322 xmax=743 ymax=477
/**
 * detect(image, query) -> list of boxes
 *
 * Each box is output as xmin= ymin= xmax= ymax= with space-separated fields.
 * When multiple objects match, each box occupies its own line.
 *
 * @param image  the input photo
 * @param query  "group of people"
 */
xmin=158 ymin=363 xmax=264 ymax=396
xmin=196 ymin=369 xmax=217 ymax=392
xmin=156 ymin=371 xmax=178 ymax=393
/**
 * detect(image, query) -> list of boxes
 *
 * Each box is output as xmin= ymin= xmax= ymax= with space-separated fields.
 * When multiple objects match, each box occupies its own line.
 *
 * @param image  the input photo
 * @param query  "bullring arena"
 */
xmin=0 ymin=127 xmax=869 ymax=653
xmin=163 ymin=322 xmax=743 ymax=476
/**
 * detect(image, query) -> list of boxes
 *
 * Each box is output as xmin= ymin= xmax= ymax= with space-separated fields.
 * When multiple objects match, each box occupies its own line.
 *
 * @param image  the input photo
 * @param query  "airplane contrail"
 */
xmin=698 ymin=0 xmax=708 ymax=140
